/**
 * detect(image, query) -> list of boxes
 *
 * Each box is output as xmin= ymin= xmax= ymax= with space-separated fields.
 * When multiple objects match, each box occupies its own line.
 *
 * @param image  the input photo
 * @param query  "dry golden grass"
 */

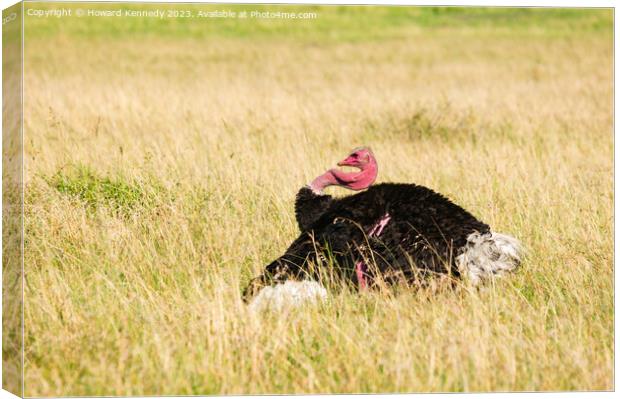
xmin=16 ymin=6 xmax=613 ymax=395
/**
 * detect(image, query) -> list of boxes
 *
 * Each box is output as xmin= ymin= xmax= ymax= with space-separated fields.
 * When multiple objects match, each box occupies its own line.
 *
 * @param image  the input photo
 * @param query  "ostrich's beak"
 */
xmin=337 ymin=156 xmax=359 ymax=168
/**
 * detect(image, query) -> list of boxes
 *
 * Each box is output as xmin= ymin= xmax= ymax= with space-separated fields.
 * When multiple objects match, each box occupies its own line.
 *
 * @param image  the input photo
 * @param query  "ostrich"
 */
xmin=244 ymin=147 xmax=521 ymax=309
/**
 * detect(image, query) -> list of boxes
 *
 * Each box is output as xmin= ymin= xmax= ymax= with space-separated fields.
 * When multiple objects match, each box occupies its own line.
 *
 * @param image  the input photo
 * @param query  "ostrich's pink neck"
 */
xmin=309 ymin=162 xmax=377 ymax=194
xmin=308 ymin=170 xmax=339 ymax=194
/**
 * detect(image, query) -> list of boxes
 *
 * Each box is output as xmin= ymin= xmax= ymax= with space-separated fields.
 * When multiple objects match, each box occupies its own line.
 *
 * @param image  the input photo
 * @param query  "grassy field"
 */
xmin=16 ymin=3 xmax=613 ymax=395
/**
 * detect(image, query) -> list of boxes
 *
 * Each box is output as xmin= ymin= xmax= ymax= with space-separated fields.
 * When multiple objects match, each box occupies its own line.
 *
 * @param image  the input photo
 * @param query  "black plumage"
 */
xmin=243 ymin=182 xmax=490 ymax=300
xmin=294 ymin=187 xmax=333 ymax=231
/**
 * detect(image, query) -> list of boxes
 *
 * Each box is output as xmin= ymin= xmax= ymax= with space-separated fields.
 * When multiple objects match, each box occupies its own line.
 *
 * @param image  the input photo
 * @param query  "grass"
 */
xmin=10 ymin=3 xmax=614 ymax=395
xmin=46 ymin=165 xmax=165 ymax=216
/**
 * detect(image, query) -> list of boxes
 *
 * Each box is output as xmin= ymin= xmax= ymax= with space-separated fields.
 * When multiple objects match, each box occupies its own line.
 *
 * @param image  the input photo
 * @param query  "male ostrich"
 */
xmin=244 ymin=147 xmax=521 ymax=309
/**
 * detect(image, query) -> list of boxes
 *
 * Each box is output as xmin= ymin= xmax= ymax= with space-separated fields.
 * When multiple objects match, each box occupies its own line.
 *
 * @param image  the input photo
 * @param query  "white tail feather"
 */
xmin=248 ymin=280 xmax=328 ymax=312
xmin=456 ymin=231 xmax=522 ymax=285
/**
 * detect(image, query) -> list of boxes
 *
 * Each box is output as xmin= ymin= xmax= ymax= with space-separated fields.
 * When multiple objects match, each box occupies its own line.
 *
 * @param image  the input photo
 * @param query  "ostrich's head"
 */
xmin=309 ymin=147 xmax=378 ymax=194
xmin=337 ymin=147 xmax=374 ymax=168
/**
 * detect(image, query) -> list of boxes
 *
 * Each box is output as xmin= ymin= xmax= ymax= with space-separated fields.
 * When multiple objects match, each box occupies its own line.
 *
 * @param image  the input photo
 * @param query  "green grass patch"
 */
xmin=47 ymin=165 xmax=161 ymax=214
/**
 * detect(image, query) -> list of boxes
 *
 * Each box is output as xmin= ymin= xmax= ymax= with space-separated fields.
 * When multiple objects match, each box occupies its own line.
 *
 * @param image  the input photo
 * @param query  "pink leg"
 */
xmin=374 ymin=214 xmax=391 ymax=236
xmin=355 ymin=261 xmax=368 ymax=289
xmin=356 ymin=213 xmax=391 ymax=290
xmin=368 ymin=214 xmax=391 ymax=236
